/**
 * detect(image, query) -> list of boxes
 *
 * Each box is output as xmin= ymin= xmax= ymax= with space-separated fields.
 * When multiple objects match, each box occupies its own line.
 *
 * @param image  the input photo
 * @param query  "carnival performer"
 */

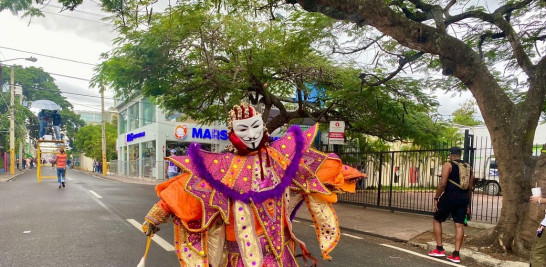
xmin=140 ymin=103 xmax=363 ymax=267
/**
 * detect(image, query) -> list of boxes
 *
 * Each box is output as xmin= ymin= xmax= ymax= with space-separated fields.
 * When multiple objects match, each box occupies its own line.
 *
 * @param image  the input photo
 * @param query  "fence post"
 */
xmin=388 ymin=152 xmax=395 ymax=209
xmin=464 ymin=129 xmax=474 ymax=164
xmin=377 ymin=153 xmax=383 ymax=206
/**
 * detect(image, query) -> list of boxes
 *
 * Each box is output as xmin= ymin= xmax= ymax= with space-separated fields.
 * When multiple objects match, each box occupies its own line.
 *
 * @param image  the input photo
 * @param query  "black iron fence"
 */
xmin=336 ymin=134 xmax=542 ymax=223
xmin=334 ymin=134 xmax=543 ymax=224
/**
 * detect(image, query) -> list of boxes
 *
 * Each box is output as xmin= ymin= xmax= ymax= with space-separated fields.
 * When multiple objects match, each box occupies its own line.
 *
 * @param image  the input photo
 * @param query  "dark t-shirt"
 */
xmin=52 ymin=113 xmax=62 ymax=126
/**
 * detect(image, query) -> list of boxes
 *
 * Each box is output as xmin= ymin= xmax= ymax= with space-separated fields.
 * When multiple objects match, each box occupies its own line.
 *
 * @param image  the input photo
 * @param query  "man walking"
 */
xmin=53 ymin=148 xmax=68 ymax=188
xmin=429 ymin=147 xmax=474 ymax=263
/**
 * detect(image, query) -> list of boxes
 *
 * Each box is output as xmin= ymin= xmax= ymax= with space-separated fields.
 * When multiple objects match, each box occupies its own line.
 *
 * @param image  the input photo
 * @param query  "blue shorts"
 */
xmin=434 ymin=196 xmax=469 ymax=224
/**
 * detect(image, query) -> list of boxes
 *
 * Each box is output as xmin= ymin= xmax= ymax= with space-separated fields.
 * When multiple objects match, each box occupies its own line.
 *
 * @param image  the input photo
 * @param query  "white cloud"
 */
xmin=0 ymin=0 xmax=116 ymax=112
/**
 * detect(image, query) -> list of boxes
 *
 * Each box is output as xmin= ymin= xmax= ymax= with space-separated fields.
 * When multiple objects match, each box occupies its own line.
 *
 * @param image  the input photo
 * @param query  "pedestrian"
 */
xmin=138 ymin=103 xmax=363 ymax=266
xmin=530 ymin=188 xmax=546 ymax=266
xmin=98 ymin=160 xmax=103 ymax=173
xmin=165 ymin=149 xmax=179 ymax=178
xmin=52 ymin=110 xmax=62 ymax=140
xmin=53 ymin=148 xmax=68 ymax=188
xmin=429 ymin=146 xmax=474 ymax=263
xmin=66 ymin=158 xmax=71 ymax=169
xmin=38 ymin=109 xmax=48 ymax=140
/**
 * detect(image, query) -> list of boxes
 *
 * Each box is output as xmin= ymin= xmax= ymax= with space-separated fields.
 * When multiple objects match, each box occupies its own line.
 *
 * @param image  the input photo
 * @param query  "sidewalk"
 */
xmin=295 ymin=203 xmax=528 ymax=267
xmin=3 ymin=171 xmax=529 ymax=266
xmin=0 ymin=169 xmax=26 ymax=182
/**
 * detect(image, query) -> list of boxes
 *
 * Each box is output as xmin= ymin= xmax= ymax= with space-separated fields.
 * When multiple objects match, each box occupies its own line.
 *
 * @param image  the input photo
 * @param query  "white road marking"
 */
xmin=88 ymin=190 xmax=103 ymax=199
xmin=380 ymin=244 xmax=465 ymax=267
xmin=292 ymin=219 xmax=301 ymax=223
xmin=342 ymin=233 xmax=364 ymax=240
xmin=67 ymin=177 xmax=73 ymax=181
xmin=127 ymin=219 xmax=175 ymax=251
xmin=23 ymin=231 xmax=31 ymax=234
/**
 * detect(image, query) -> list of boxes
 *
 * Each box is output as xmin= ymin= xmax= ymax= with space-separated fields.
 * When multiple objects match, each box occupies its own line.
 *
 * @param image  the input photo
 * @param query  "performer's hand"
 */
xmin=530 ymin=196 xmax=541 ymax=204
xmin=142 ymin=221 xmax=160 ymax=236
xmin=433 ymin=201 xmax=438 ymax=212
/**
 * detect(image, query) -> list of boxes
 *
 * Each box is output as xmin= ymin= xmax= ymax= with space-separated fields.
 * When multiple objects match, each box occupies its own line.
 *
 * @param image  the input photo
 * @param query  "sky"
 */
xmin=0 ymin=0 xmax=475 ymax=119
xmin=0 ymin=1 xmax=116 ymax=113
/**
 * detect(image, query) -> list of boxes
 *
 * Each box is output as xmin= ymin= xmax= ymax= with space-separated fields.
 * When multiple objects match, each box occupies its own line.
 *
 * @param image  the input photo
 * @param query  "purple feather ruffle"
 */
xmin=188 ymin=126 xmax=304 ymax=204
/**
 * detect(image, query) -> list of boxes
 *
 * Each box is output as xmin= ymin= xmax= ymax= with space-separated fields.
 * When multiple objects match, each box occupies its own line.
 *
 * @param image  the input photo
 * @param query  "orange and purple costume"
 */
xmin=143 ymin=124 xmax=362 ymax=266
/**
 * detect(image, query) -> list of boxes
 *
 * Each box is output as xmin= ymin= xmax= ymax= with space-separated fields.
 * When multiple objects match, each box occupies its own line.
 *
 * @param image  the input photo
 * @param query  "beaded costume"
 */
xmin=142 ymin=104 xmax=362 ymax=267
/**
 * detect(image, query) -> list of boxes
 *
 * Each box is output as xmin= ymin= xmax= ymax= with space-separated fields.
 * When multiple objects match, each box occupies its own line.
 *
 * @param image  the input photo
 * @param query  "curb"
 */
xmin=423 ymin=242 xmax=528 ymax=267
xmin=2 ymin=169 xmax=28 ymax=182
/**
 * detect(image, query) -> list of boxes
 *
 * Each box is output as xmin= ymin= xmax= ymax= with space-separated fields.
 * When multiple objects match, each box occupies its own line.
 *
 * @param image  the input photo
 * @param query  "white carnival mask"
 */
xmin=232 ymin=115 xmax=264 ymax=150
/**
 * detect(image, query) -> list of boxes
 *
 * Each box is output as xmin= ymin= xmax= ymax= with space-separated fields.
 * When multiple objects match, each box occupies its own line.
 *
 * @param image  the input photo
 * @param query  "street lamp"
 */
xmin=0 ymin=56 xmax=38 ymax=175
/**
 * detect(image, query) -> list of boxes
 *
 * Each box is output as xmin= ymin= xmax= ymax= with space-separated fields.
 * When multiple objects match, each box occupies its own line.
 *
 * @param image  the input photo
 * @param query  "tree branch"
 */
xmin=478 ymin=31 xmax=506 ymax=58
xmin=360 ymin=51 xmax=424 ymax=86
xmin=332 ymin=35 xmax=384 ymax=55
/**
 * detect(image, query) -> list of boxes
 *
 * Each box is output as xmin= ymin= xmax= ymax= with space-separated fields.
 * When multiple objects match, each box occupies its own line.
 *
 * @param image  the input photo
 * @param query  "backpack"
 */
xmin=449 ymin=161 xmax=471 ymax=190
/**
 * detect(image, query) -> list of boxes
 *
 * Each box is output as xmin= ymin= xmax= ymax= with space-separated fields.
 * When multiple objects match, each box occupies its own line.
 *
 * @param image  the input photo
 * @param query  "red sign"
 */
xmin=328 ymin=132 xmax=345 ymax=138
xmin=175 ymin=125 xmax=188 ymax=140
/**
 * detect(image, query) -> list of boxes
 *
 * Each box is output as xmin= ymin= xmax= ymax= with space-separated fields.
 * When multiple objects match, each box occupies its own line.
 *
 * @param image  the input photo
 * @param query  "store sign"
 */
xmin=192 ymin=128 xmax=229 ymax=140
xmin=329 ymin=121 xmax=345 ymax=145
xmin=126 ymin=131 xmax=146 ymax=142
xmin=175 ymin=125 xmax=188 ymax=140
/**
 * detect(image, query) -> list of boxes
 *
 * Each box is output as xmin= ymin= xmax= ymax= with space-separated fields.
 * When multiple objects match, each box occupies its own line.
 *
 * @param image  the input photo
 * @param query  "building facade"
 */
xmin=115 ymin=96 xmax=234 ymax=180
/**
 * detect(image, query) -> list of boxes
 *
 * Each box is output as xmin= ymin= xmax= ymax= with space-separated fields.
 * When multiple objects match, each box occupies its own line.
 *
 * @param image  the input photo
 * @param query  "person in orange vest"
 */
xmin=53 ymin=148 xmax=68 ymax=188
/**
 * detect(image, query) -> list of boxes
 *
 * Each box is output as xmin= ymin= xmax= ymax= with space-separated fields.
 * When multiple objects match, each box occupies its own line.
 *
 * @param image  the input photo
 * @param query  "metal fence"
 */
xmin=336 ymin=137 xmax=543 ymax=224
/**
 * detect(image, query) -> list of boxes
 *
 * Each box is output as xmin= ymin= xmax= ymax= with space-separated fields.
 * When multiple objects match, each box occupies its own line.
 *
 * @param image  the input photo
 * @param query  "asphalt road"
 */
xmin=0 ymin=169 xmax=476 ymax=267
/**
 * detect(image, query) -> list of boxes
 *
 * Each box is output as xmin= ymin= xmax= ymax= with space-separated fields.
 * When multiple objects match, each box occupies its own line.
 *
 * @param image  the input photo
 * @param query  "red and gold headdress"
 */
xmin=228 ymin=103 xmax=259 ymax=131
xmin=227 ymin=103 xmax=269 ymax=155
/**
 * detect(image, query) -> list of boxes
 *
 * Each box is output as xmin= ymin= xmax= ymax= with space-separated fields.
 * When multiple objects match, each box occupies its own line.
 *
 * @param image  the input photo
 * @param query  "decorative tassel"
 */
xmin=136 ymin=236 xmax=152 ymax=267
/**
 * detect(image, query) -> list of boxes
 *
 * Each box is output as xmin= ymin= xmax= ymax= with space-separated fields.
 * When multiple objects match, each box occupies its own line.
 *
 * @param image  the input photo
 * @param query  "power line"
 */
xmin=49 ymin=72 xmax=91 ymax=81
xmin=0 ymin=46 xmax=97 ymax=66
xmin=41 ymin=10 xmax=110 ymax=24
xmin=46 ymin=4 xmax=107 ymax=17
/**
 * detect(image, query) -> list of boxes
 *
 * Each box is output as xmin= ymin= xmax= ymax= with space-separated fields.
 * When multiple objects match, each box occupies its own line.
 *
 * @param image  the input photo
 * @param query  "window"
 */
xmin=129 ymin=103 xmax=139 ymax=131
xmin=142 ymin=98 xmax=155 ymax=126
xmin=119 ymin=110 xmax=127 ymax=134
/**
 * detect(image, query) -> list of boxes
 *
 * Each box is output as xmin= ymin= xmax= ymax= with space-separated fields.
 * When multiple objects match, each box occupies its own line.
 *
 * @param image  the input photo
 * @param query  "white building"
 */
xmin=115 ymin=96 xmax=235 ymax=180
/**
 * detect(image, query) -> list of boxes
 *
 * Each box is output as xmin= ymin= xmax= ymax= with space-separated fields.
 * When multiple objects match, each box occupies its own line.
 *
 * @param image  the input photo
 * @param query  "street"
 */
xmin=0 ymin=169 xmax=478 ymax=267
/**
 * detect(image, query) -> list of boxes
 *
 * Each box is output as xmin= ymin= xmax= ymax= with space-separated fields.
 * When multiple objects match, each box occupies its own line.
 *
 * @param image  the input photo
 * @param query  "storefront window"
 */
xmin=119 ymin=109 xmax=127 ymax=134
xmin=128 ymin=144 xmax=139 ymax=177
xmin=142 ymin=98 xmax=155 ymax=126
xmin=129 ymin=103 xmax=139 ymax=131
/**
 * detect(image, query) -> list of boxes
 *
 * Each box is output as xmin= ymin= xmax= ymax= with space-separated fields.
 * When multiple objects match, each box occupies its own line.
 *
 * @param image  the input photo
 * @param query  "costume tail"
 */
xmin=136 ymin=236 xmax=152 ymax=267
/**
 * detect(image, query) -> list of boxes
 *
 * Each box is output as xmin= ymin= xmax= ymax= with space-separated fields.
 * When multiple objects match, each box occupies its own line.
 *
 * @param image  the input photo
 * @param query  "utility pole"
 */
xmin=18 ymin=85 xmax=23 ymax=171
xmin=10 ymin=68 xmax=15 ymax=174
xmin=101 ymin=87 xmax=107 ymax=175
xmin=0 ymin=57 xmax=37 ymax=175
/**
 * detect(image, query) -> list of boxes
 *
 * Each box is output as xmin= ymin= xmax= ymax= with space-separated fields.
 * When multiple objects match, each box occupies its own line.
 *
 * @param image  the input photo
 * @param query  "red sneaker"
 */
xmin=428 ymin=248 xmax=445 ymax=257
xmin=447 ymin=254 xmax=461 ymax=263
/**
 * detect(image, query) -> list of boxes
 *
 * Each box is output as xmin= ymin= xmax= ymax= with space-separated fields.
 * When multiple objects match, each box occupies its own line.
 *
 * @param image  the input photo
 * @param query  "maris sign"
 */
xmin=192 ymin=128 xmax=229 ymax=140
xmin=126 ymin=131 xmax=146 ymax=142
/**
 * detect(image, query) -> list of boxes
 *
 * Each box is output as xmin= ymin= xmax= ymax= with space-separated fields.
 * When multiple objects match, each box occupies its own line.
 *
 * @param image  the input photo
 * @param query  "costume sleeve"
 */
xmin=155 ymin=172 xmax=203 ymax=224
xmin=315 ymin=159 xmax=364 ymax=196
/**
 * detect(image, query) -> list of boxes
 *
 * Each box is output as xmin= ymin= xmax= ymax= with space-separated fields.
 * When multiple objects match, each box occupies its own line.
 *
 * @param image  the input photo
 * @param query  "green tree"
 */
xmin=92 ymin=2 xmax=447 ymax=146
xmin=451 ymin=100 xmax=483 ymax=126
xmin=276 ymin=0 xmax=546 ymax=257
xmin=0 ymin=66 xmax=86 ymax=144
xmin=73 ymin=122 xmax=117 ymax=160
